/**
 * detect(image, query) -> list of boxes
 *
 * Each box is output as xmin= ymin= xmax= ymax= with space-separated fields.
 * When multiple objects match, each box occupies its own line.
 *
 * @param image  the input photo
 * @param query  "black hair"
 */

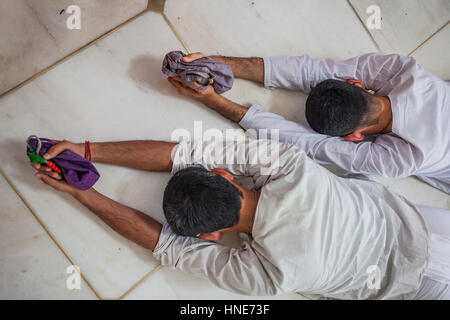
xmin=163 ymin=166 xmax=243 ymax=237
xmin=305 ymin=79 xmax=377 ymax=136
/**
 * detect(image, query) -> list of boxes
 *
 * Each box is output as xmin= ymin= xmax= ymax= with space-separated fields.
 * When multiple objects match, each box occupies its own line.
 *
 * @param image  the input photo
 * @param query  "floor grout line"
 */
xmin=408 ymin=20 xmax=449 ymax=57
xmin=118 ymin=264 xmax=164 ymax=299
xmin=0 ymin=167 xmax=102 ymax=300
xmin=161 ymin=12 xmax=191 ymax=53
xmin=346 ymin=0 xmax=382 ymax=53
xmin=109 ymin=10 xmax=196 ymax=299
xmin=0 ymin=9 xmax=150 ymax=100
xmin=112 ymin=10 xmax=193 ymax=299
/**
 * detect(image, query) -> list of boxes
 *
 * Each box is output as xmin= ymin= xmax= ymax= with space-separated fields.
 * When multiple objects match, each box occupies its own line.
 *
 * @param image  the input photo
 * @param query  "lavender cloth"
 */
xmin=27 ymin=137 xmax=100 ymax=190
xmin=162 ymin=50 xmax=234 ymax=94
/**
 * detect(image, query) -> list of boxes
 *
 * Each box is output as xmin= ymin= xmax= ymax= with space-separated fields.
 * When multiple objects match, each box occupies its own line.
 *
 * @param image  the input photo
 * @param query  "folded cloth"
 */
xmin=27 ymin=137 xmax=100 ymax=190
xmin=162 ymin=50 xmax=234 ymax=94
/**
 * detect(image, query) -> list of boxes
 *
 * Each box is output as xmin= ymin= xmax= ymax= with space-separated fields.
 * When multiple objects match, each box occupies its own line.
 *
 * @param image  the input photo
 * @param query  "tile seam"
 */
xmin=118 ymin=264 xmax=164 ymax=299
xmin=161 ymin=12 xmax=191 ymax=53
xmin=346 ymin=0 xmax=382 ymax=53
xmin=0 ymin=167 xmax=102 ymax=299
xmin=408 ymin=20 xmax=449 ymax=57
xmin=0 ymin=9 xmax=150 ymax=100
xmin=114 ymin=10 xmax=190 ymax=300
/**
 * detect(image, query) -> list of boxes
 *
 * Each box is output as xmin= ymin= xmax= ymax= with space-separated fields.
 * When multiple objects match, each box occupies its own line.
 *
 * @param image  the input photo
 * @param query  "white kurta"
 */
xmin=238 ymin=53 xmax=450 ymax=193
xmin=153 ymin=138 xmax=429 ymax=299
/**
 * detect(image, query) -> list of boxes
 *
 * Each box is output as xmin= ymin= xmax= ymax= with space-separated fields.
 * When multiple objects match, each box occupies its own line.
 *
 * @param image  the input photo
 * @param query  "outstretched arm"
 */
xmin=34 ymin=174 xmax=162 ymax=250
xmin=167 ymin=77 xmax=248 ymax=123
xmin=182 ymin=52 xmax=264 ymax=83
xmin=33 ymin=140 xmax=177 ymax=178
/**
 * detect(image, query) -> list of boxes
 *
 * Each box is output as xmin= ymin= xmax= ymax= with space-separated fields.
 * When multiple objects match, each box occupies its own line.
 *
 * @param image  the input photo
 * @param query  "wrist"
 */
xmin=74 ymin=142 xmax=85 ymax=158
xmin=209 ymin=55 xmax=224 ymax=62
xmin=72 ymin=187 xmax=95 ymax=203
xmin=200 ymin=92 xmax=222 ymax=106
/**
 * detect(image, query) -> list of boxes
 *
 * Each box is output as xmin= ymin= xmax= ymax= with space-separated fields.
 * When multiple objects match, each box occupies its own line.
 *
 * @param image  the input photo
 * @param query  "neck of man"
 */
xmin=377 ymin=96 xmax=393 ymax=133
xmin=234 ymin=187 xmax=260 ymax=234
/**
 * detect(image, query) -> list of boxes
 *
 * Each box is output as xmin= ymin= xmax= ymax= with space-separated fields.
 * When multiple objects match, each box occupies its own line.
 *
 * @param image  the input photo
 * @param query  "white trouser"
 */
xmin=414 ymin=205 xmax=450 ymax=300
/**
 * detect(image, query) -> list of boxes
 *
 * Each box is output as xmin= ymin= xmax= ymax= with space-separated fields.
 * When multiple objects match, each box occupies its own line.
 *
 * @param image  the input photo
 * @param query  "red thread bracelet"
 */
xmin=84 ymin=141 xmax=91 ymax=161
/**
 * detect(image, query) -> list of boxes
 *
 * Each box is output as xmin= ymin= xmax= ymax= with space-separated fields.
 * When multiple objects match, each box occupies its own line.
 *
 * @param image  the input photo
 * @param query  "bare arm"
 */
xmin=75 ymin=188 xmax=162 ymax=250
xmin=41 ymin=140 xmax=177 ymax=172
xmin=210 ymin=56 xmax=264 ymax=83
xmin=33 ymin=173 xmax=162 ymax=251
xmin=89 ymin=140 xmax=176 ymax=171
xmin=181 ymin=52 xmax=264 ymax=83
xmin=168 ymin=77 xmax=248 ymax=123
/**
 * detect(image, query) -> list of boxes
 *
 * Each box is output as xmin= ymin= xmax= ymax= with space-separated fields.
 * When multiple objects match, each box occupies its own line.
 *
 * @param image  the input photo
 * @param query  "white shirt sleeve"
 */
xmin=153 ymin=223 xmax=280 ymax=296
xmin=240 ymin=104 xmax=422 ymax=178
xmin=263 ymin=53 xmax=418 ymax=93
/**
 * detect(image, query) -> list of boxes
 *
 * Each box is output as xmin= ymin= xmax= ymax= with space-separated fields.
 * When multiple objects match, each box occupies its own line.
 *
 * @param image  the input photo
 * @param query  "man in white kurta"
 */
xmin=152 ymin=138 xmax=438 ymax=299
xmin=238 ymin=54 xmax=450 ymax=193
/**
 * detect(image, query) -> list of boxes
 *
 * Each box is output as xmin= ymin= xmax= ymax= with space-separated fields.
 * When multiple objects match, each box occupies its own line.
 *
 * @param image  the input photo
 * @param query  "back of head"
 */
xmin=163 ymin=166 xmax=242 ymax=236
xmin=305 ymin=79 xmax=376 ymax=136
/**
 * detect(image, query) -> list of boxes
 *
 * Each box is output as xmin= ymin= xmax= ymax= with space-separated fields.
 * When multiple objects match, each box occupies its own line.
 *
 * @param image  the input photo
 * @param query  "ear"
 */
xmin=346 ymin=79 xmax=366 ymax=89
xmin=344 ymin=132 xmax=365 ymax=142
xmin=212 ymin=168 xmax=234 ymax=182
xmin=199 ymin=231 xmax=224 ymax=241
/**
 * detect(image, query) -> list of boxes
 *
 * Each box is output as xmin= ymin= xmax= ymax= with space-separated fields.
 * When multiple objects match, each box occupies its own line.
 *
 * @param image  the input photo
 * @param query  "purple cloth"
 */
xmin=162 ymin=50 xmax=234 ymax=94
xmin=27 ymin=137 xmax=100 ymax=190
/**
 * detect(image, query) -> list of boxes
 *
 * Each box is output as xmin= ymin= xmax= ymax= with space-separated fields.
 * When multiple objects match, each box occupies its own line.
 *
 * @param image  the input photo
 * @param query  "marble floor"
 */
xmin=0 ymin=0 xmax=148 ymax=96
xmin=0 ymin=0 xmax=449 ymax=299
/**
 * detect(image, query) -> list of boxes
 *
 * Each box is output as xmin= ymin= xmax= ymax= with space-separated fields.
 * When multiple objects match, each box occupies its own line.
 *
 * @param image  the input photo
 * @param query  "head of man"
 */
xmin=305 ymin=79 xmax=391 ymax=141
xmin=163 ymin=166 xmax=244 ymax=241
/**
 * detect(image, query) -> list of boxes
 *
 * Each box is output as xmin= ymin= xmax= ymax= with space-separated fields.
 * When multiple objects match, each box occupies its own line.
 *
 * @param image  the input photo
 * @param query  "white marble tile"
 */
xmin=412 ymin=24 xmax=450 ymax=80
xmin=349 ymin=0 xmax=450 ymax=55
xmin=0 ymin=0 xmax=62 ymax=95
xmin=0 ymin=0 xmax=148 ymax=95
xmin=26 ymin=0 xmax=148 ymax=56
xmin=0 ymin=11 xmax=242 ymax=299
xmin=124 ymin=266 xmax=306 ymax=300
xmin=165 ymin=0 xmax=378 ymax=58
xmin=0 ymin=175 xmax=97 ymax=299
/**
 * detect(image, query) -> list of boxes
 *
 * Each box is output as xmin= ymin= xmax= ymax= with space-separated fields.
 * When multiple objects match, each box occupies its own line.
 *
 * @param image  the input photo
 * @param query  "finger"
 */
xmin=31 ymin=163 xmax=51 ymax=173
xmin=168 ymin=77 xmax=191 ymax=95
xmin=170 ymin=76 xmax=182 ymax=83
xmin=188 ymin=81 xmax=206 ymax=88
xmin=170 ymin=76 xmax=188 ymax=88
xmin=43 ymin=142 xmax=68 ymax=160
xmin=34 ymin=170 xmax=59 ymax=179
xmin=181 ymin=52 xmax=204 ymax=62
xmin=49 ymin=172 xmax=62 ymax=180
xmin=31 ymin=163 xmax=52 ymax=173
xmin=35 ymin=173 xmax=63 ymax=188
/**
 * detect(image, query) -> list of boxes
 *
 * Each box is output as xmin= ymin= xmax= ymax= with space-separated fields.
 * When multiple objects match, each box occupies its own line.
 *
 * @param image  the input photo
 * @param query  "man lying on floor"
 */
xmin=168 ymin=52 xmax=449 ymax=193
xmin=31 ymin=137 xmax=450 ymax=299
